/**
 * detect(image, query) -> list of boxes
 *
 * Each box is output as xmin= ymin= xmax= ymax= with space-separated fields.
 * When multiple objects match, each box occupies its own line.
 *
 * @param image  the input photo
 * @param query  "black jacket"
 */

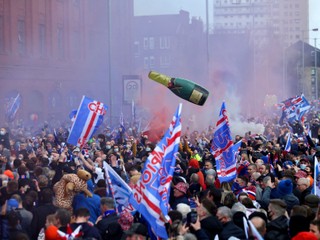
xmin=219 ymin=221 xmax=246 ymax=240
xmin=70 ymin=222 xmax=102 ymax=240
xmin=199 ymin=215 xmax=223 ymax=239
xmin=265 ymin=215 xmax=290 ymax=240
xmin=30 ymin=203 xmax=58 ymax=239
xmin=96 ymin=212 xmax=121 ymax=240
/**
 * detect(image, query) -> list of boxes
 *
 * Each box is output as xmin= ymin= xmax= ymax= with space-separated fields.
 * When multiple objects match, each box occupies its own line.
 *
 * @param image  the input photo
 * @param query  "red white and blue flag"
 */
xmin=67 ymin=96 xmax=107 ymax=148
xmin=278 ymin=94 xmax=311 ymax=125
xmin=129 ymin=103 xmax=182 ymax=239
xmin=211 ymin=102 xmax=237 ymax=183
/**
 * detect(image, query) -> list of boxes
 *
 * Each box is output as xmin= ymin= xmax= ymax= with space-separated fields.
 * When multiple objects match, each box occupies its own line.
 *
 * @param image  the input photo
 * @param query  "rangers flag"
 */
xmin=67 ymin=96 xmax=107 ymax=147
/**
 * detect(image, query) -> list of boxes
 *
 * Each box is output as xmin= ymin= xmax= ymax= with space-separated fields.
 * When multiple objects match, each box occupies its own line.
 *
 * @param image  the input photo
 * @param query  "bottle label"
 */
xmin=189 ymin=89 xmax=203 ymax=104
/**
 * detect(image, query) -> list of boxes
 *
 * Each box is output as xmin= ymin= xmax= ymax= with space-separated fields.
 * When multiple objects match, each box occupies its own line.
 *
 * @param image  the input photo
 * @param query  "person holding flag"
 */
xmin=211 ymin=102 xmax=241 ymax=183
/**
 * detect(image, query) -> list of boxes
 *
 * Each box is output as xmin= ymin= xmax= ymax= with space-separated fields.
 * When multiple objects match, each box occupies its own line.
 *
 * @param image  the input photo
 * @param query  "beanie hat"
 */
xmin=277 ymin=179 xmax=293 ymax=196
xmin=295 ymin=170 xmax=307 ymax=179
xmin=304 ymin=194 xmax=320 ymax=210
xmin=291 ymin=231 xmax=317 ymax=240
xmin=45 ymin=225 xmax=60 ymax=240
xmin=176 ymin=203 xmax=191 ymax=219
xmin=188 ymin=159 xmax=200 ymax=169
xmin=174 ymin=182 xmax=189 ymax=194
xmin=118 ymin=211 xmax=134 ymax=231
xmin=4 ymin=170 xmax=14 ymax=180
xmin=7 ymin=198 xmax=19 ymax=211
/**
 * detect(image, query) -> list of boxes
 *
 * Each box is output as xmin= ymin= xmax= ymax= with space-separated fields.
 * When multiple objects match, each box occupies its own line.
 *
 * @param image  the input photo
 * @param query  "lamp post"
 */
xmin=315 ymin=37 xmax=318 ymax=100
xmin=313 ymin=28 xmax=318 ymax=100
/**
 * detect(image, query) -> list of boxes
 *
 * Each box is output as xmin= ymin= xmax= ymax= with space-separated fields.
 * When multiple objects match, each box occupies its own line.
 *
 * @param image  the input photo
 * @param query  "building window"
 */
xmin=0 ymin=15 xmax=4 ymax=53
xmin=160 ymin=37 xmax=170 ymax=49
xmin=39 ymin=24 xmax=46 ymax=57
xmin=18 ymin=20 xmax=26 ymax=55
xmin=160 ymin=55 xmax=171 ymax=67
xmin=149 ymin=56 xmax=155 ymax=67
xmin=149 ymin=37 xmax=155 ymax=49
xmin=134 ymin=41 xmax=140 ymax=56
xmin=143 ymin=37 xmax=148 ymax=50
xmin=144 ymin=57 xmax=149 ymax=69
xmin=57 ymin=26 xmax=64 ymax=59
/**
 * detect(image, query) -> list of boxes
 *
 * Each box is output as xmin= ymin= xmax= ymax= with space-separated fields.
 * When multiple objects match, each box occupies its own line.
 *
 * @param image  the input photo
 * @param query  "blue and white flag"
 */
xmin=103 ymin=162 xmax=135 ymax=214
xmin=278 ymin=94 xmax=311 ymax=124
xmin=67 ymin=96 xmax=107 ymax=147
xmin=129 ymin=103 xmax=182 ymax=239
xmin=313 ymin=157 xmax=320 ymax=197
xmin=6 ymin=93 xmax=21 ymax=122
xmin=284 ymin=133 xmax=291 ymax=152
xmin=211 ymin=102 xmax=236 ymax=183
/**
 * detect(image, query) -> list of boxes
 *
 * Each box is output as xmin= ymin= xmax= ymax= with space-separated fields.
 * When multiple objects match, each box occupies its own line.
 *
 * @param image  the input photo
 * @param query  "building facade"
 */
xmin=213 ymin=0 xmax=309 ymax=47
xmin=0 ymin=0 xmax=135 ymax=126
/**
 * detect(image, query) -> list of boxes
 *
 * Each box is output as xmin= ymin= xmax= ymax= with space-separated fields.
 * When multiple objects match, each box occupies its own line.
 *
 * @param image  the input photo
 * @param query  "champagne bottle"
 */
xmin=148 ymin=71 xmax=209 ymax=106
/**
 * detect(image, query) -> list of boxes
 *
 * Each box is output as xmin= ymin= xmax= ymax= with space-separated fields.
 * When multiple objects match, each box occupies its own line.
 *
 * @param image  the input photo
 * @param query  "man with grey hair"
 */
xmin=96 ymin=197 xmax=121 ymax=239
xmin=216 ymin=206 xmax=246 ymax=240
xmin=296 ymin=177 xmax=311 ymax=204
xmin=264 ymin=199 xmax=289 ymax=240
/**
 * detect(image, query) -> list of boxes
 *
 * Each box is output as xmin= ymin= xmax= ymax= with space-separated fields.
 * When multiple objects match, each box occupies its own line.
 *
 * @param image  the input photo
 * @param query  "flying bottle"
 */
xmin=148 ymin=71 xmax=209 ymax=106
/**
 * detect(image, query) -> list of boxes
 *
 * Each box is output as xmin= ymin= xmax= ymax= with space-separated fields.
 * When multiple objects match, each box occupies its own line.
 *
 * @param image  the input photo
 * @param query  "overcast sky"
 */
xmin=134 ymin=0 xmax=320 ymax=47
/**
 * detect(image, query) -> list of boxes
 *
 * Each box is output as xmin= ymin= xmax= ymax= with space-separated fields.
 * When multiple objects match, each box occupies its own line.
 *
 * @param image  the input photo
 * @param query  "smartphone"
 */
xmin=187 ymin=210 xmax=197 ymax=225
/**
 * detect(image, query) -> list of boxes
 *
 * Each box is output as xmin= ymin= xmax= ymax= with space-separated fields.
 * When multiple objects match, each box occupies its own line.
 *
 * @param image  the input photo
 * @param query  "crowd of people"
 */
xmin=1 ymin=109 xmax=320 ymax=240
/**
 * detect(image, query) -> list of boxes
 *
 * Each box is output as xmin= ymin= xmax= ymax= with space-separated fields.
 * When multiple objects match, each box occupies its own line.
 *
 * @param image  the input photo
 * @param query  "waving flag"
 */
xmin=284 ymin=133 xmax=291 ymax=152
xmin=67 ymin=96 xmax=107 ymax=147
xmin=69 ymin=109 xmax=77 ymax=122
xmin=313 ymin=157 xmax=320 ymax=197
xmin=6 ymin=93 xmax=21 ymax=122
xmin=278 ymin=94 xmax=311 ymax=124
xmin=211 ymin=102 xmax=237 ymax=183
xmin=103 ymin=162 xmax=135 ymax=214
xmin=129 ymin=103 xmax=182 ymax=239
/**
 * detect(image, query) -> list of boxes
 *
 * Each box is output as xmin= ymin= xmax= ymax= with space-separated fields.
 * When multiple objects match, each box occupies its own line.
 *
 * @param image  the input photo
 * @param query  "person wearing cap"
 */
xmin=11 ymin=194 xmax=33 ymax=234
xmin=304 ymin=194 xmax=320 ymax=214
xmin=265 ymin=199 xmax=290 ymax=240
xmin=124 ymin=223 xmax=148 ymax=240
xmin=170 ymin=182 xmax=190 ymax=210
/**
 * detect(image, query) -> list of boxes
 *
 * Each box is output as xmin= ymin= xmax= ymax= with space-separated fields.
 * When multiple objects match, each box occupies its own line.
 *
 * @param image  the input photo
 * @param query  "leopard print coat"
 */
xmin=53 ymin=173 xmax=89 ymax=211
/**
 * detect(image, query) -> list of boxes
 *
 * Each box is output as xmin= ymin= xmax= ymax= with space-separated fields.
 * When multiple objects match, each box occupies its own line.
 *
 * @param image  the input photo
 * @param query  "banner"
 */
xmin=129 ymin=103 xmax=182 ymax=239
